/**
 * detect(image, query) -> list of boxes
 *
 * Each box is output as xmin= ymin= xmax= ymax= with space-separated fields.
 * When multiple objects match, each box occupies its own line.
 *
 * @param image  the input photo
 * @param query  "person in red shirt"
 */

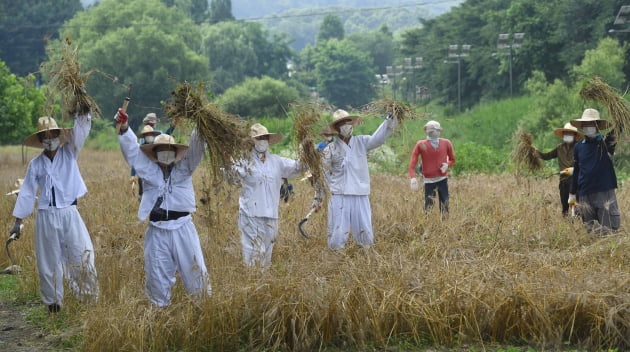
xmin=408 ymin=120 xmax=456 ymax=213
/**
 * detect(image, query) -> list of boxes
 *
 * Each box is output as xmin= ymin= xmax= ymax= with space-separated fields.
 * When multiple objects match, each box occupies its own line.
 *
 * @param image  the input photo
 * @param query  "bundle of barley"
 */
xmin=163 ymin=81 xmax=249 ymax=181
xmin=511 ymin=129 xmax=543 ymax=172
xmin=361 ymin=98 xmax=423 ymax=122
xmin=290 ymin=102 xmax=328 ymax=189
xmin=579 ymin=76 xmax=630 ymax=135
xmin=40 ymin=37 xmax=99 ymax=119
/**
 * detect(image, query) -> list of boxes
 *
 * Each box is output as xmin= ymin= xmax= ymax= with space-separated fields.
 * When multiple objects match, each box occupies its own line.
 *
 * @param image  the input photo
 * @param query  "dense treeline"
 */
xmin=0 ymin=0 xmax=628 ymax=146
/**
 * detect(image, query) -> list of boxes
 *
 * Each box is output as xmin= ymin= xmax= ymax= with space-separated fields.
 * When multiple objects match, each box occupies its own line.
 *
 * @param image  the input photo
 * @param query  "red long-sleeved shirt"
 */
xmin=408 ymin=138 xmax=456 ymax=178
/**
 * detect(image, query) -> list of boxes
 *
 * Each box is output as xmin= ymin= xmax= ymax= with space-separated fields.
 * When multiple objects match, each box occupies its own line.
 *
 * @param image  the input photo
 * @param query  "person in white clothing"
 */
xmin=230 ymin=123 xmax=305 ymax=267
xmin=321 ymin=109 xmax=398 ymax=250
xmin=9 ymin=114 xmax=98 ymax=314
xmin=115 ymin=108 xmax=211 ymax=307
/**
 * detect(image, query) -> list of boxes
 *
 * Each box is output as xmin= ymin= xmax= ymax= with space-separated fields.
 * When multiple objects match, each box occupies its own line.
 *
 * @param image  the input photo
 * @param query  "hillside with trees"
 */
xmin=0 ymin=0 xmax=628 ymax=145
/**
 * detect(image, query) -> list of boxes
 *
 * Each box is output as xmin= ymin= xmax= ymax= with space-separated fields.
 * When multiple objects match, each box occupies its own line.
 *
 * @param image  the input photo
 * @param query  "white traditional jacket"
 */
xmin=13 ymin=114 xmax=91 ymax=219
xmin=322 ymin=118 xmax=395 ymax=196
xmin=118 ymin=128 xmax=204 ymax=221
xmin=233 ymin=151 xmax=303 ymax=219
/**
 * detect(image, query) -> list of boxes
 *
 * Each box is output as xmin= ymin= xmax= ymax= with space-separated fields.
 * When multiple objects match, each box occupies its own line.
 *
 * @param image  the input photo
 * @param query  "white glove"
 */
xmin=568 ymin=194 xmax=577 ymax=206
xmin=410 ymin=178 xmax=419 ymax=191
xmin=560 ymin=167 xmax=574 ymax=176
xmin=440 ymin=162 xmax=448 ymax=173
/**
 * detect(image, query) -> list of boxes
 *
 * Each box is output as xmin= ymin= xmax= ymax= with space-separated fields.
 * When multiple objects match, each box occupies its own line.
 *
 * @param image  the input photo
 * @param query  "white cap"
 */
xmin=424 ymin=120 xmax=442 ymax=130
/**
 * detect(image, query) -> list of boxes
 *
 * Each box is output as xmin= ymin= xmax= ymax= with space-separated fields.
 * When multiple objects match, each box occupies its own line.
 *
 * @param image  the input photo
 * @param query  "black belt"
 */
xmin=48 ymin=187 xmax=77 ymax=206
xmin=149 ymin=209 xmax=190 ymax=222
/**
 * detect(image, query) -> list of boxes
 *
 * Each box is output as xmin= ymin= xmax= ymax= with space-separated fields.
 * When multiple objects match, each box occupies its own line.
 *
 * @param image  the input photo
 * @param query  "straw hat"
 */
xmin=328 ymin=109 xmax=361 ymax=132
xmin=23 ymin=116 xmax=71 ymax=149
xmin=570 ymin=108 xmax=611 ymax=130
xmin=139 ymin=125 xmax=160 ymax=139
xmin=143 ymin=113 xmax=158 ymax=125
xmin=553 ymin=122 xmax=584 ymax=141
xmin=424 ymin=120 xmax=443 ymax=131
xmin=140 ymin=134 xmax=188 ymax=162
xmin=249 ymin=123 xmax=283 ymax=145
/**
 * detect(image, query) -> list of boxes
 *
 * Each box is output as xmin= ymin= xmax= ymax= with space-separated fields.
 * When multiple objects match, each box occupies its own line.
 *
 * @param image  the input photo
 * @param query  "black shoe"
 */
xmin=48 ymin=304 xmax=61 ymax=313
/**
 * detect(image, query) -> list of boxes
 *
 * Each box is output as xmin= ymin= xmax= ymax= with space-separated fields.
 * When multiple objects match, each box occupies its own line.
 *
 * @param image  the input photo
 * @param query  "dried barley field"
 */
xmin=0 ymin=146 xmax=628 ymax=351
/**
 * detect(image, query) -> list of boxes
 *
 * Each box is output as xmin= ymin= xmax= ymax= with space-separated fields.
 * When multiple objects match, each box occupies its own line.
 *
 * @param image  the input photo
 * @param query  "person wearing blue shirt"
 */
xmin=568 ymin=108 xmax=620 ymax=235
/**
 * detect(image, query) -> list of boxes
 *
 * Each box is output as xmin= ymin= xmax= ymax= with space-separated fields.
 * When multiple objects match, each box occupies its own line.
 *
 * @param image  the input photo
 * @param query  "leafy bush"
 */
xmin=452 ymin=141 xmax=509 ymax=175
xmin=217 ymin=76 xmax=300 ymax=119
xmin=0 ymin=61 xmax=46 ymax=145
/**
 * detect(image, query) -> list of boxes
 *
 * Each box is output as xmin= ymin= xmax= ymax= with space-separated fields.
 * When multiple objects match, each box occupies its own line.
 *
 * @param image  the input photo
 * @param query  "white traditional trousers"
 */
xmin=327 ymin=194 xmax=373 ymax=250
xmin=238 ymin=211 xmax=278 ymax=267
xmin=34 ymin=206 xmax=98 ymax=306
xmin=144 ymin=216 xmax=211 ymax=307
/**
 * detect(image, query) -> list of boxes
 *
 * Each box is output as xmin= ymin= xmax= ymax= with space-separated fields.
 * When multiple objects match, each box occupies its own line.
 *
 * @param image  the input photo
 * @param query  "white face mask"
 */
xmin=563 ymin=135 xmax=574 ymax=143
xmin=42 ymin=137 xmax=60 ymax=151
xmin=582 ymin=126 xmax=598 ymax=137
xmin=144 ymin=135 xmax=155 ymax=144
xmin=339 ymin=124 xmax=353 ymax=137
xmin=254 ymin=139 xmax=269 ymax=153
xmin=157 ymin=150 xmax=177 ymax=165
xmin=427 ymin=129 xmax=440 ymax=139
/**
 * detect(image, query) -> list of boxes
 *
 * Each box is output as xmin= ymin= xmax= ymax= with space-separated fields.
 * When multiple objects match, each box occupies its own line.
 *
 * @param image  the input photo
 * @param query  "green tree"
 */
xmin=317 ymin=14 xmax=344 ymax=43
xmin=0 ymin=0 xmax=83 ymax=77
xmin=345 ymin=25 xmax=396 ymax=74
xmin=200 ymin=21 xmax=292 ymax=94
xmin=571 ymin=37 xmax=627 ymax=89
xmin=209 ymin=0 xmax=235 ymax=24
xmin=313 ymin=39 xmax=376 ymax=108
xmin=53 ymin=0 xmax=209 ymax=128
xmin=216 ymin=76 xmax=299 ymax=119
xmin=161 ymin=0 xmax=209 ymax=24
xmin=0 ymin=61 xmax=46 ymax=145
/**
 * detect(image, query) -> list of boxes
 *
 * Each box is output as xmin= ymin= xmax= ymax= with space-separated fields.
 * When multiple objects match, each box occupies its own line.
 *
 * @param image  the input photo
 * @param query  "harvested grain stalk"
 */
xmin=511 ymin=129 xmax=543 ymax=172
xmin=290 ymin=102 xmax=329 ymax=189
xmin=164 ymin=81 xmax=249 ymax=181
xmin=361 ymin=98 xmax=424 ymax=122
xmin=579 ymin=76 xmax=630 ymax=135
xmin=40 ymin=36 xmax=99 ymax=120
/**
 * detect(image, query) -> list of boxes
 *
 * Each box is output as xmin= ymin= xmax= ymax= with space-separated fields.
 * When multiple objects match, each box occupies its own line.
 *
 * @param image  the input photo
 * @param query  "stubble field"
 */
xmin=0 ymin=146 xmax=628 ymax=351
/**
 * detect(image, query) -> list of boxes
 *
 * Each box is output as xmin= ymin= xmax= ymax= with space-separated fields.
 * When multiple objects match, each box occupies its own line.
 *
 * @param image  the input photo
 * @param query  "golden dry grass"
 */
xmin=0 ymin=146 xmax=628 ymax=351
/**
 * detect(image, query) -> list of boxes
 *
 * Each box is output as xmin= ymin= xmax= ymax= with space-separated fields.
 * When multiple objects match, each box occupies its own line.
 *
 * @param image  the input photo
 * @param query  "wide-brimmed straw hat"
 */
xmin=570 ymin=108 xmax=611 ymax=130
xmin=23 ymin=116 xmax=71 ymax=149
xmin=140 ymin=134 xmax=188 ymax=162
xmin=553 ymin=122 xmax=584 ymax=141
xmin=327 ymin=109 xmax=361 ymax=132
xmin=139 ymin=125 xmax=160 ymax=139
xmin=249 ymin=123 xmax=283 ymax=145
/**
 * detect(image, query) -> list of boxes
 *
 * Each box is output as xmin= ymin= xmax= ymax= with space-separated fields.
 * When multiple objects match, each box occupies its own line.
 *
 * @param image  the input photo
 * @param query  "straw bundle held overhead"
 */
xmin=511 ymin=129 xmax=543 ymax=172
xmin=40 ymin=36 xmax=100 ymax=119
xmin=361 ymin=98 xmax=424 ymax=123
xmin=290 ymin=102 xmax=328 ymax=188
xmin=580 ymin=76 xmax=630 ymax=135
xmin=164 ymin=81 xmax=249 ymax=181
